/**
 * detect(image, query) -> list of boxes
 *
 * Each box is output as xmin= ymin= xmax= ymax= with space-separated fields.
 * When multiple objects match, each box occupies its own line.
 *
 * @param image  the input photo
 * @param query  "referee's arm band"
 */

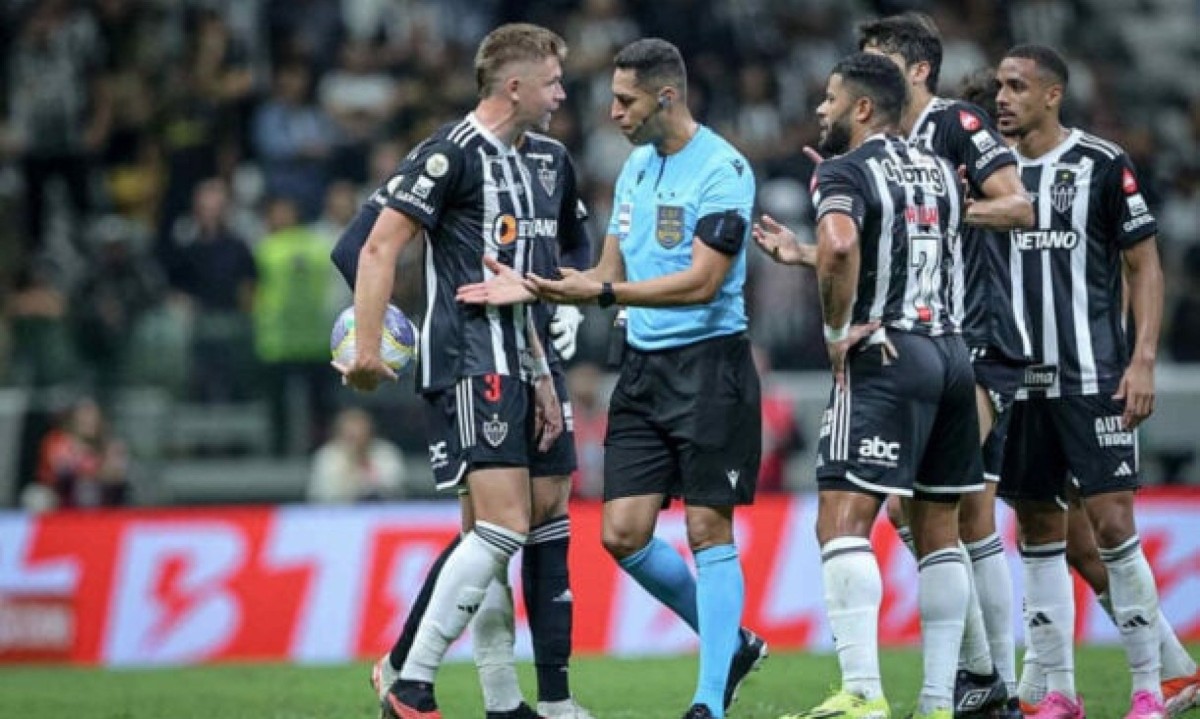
xmin=694 ymin=210 xmax=748 ymax=255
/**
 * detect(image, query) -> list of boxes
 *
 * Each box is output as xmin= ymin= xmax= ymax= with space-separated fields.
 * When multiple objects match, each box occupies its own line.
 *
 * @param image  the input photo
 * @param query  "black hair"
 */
xmin=857 ymin=12 xmax=942 ymax=93
xmin=957 ymin=67 xmax=999 ymax=121
xmin=613 ymin=38 xmax=687 ymax=96
xmin=831 ymin=52 xmax=908 ymax=129
xmin=1004 ymin=43 xmax=1070 ymax=87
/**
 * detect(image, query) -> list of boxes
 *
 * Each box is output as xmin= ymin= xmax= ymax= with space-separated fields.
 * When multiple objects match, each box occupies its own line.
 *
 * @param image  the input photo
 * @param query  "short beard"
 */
xmin=819 ymin=119 xmax=851 ymax=155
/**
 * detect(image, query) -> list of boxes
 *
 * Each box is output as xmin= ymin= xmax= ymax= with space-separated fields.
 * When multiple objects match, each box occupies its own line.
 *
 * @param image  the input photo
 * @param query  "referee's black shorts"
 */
xmin=603 ymin=332 xmax=761 ymax=507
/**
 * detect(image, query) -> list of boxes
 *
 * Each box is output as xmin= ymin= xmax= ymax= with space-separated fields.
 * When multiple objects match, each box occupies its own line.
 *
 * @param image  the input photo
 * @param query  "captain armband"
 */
xmin=695 ymin=210 xmax=748 ymax=255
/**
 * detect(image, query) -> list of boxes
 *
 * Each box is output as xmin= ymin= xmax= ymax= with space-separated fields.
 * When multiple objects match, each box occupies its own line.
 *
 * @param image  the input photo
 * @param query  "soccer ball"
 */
xmin=330 ymin=304 xmax=418 ymax=373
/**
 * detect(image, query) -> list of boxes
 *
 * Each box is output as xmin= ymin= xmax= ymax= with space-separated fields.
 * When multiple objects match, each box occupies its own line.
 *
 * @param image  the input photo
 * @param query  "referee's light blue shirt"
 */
xmin=607 ymin=126 xmax=755 ymax=351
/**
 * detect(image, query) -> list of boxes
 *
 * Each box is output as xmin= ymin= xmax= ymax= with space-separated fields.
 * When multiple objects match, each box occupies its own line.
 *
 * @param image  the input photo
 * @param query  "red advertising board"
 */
xmin=0 ymin=493 xmax=1197 ymax=666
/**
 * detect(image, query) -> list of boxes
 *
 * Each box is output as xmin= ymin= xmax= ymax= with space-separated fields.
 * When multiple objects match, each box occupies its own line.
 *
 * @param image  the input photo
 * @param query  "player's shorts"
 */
xmin=423 ymin=373 xmax=532 ymax=491
xmin=603 ymin=332 xmax=760 ymax=507
xmin=970 ymin=348 xmax=1026 ymax=483
xmin=528 ymin=362 xmax=578 ymax=479
xmin=816 ymin=332 xmax=984 ymax=502
xmin=998 ymin=394 xmax=1139 ymax=504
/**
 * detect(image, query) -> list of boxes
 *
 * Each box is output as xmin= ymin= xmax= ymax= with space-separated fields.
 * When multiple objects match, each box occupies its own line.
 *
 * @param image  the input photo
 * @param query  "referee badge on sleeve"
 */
xmin=656 ymin=205 xmax=685 ymax=248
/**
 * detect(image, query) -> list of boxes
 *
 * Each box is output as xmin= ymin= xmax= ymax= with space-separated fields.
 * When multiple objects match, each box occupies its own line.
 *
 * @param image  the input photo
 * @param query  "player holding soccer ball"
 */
xmin=331 ymin=23 xmax=593 ymax=719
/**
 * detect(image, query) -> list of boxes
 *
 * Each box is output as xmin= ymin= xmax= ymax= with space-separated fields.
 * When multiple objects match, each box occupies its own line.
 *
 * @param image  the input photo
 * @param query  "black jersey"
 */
xmin=1010 ymin=129 xmax=1157 ymax=398
xmin=353 ymin=114 xmax=588 ymax=392
xmin=908 ymin=98 xmax=1028 ymax=361
xmin=812 ymin=135 xmax=965 ymax=336
xmin=522 ymin=131 xmax=591 ymax=360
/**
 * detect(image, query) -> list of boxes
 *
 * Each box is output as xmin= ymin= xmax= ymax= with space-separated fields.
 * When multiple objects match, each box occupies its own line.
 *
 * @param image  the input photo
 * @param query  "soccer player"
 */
xmin=857 ymin=14 xmax=1033 ymax=717
xmin=955 ymin=64 xmax=1200 ymax=719
xmin=993 ymin=44 xmax=1168 ymax=719
xmin=755 ymin=50 xmax=1022 ymax=719
xmin=755 ymin=14 xmax=1032 ymax=717
xmin=336 ymin=24 xmax=579 ymax=719
xmin=359 ymin=128 xmax=597 ymax=719
xmin=463 ymin=38 xmax=768 ymax=719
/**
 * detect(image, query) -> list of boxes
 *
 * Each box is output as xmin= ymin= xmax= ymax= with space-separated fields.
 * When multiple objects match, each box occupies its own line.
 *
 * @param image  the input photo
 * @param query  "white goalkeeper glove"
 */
xmin=549 ymin=304 xmax=584 ymax=361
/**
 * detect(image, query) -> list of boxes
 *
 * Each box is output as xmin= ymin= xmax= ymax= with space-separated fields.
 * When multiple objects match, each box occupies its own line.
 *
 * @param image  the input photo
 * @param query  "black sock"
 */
xmin=523 ymin=515 xmax=572 ymax=702
xmin=388 ymin=534 xmax=461 ymax=670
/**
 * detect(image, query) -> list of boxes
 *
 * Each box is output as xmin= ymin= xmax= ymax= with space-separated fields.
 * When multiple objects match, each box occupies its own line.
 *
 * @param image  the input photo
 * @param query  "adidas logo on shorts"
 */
xmin=1114 ymin=461 xmax=1133 ymax=477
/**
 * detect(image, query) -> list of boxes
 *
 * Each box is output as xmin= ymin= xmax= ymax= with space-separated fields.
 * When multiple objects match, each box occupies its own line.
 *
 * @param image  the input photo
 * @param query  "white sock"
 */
xmin=1100 ymin=590 xmax=1198 ymax=681
xmin=1022 ymin=542 xmax=1075 ymax=699
xmin=822 ymin=537 xmax=884 ymax=700
xmin=1159 ymin=607 xmax=1198 ymax=680
xmin=401 ymin=522 xmax=525 ymax=683
xmin=918 ymin=548 xmax=969 ymax=714
xmin=968 ymin=534 xmax=1017 ymax=694
xmin=1019 ymin=646 xmax=1047 ymax=707
xmin=897 ymin=526 xmax=917 ymax=557
xmin=958 ymin=542 xmax=994 ymax=676
xmin=1100 ymin=536 xmax=1163 ymax=699
xmin=473 ymin=579 xmax=523 ymax=712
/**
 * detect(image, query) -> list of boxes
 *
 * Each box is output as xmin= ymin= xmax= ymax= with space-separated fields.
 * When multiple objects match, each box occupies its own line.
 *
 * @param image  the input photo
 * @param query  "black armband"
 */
xmin=695 ymin=210 xmax=748 ymax=255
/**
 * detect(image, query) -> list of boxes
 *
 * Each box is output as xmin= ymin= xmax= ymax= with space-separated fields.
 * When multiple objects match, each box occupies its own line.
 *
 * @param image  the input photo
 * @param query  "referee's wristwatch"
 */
xmin=597 ymin=282 xmax=617 ymax=308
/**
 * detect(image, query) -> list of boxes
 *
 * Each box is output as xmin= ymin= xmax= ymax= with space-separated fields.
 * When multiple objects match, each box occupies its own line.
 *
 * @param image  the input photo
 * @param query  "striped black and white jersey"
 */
xmin=1010 ymin=128 xmax=1157 ymax=398
xmin=812 ymin=134 xmax=964 ymax=336
xmin=909 ymin=98 xmax=1030 ymax=362
xmin=363 ymin=113 xmax=588 ymax=392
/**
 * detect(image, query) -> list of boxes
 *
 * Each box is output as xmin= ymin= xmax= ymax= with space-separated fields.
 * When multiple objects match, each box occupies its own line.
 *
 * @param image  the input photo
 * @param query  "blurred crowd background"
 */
xmin=0 ymin=0 xmax=1197 ymax=511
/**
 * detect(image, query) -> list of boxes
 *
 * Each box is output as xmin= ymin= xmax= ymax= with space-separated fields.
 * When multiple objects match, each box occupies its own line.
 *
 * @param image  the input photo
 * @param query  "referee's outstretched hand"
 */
xmin=526 ymin=268 xmax=599 ymax=305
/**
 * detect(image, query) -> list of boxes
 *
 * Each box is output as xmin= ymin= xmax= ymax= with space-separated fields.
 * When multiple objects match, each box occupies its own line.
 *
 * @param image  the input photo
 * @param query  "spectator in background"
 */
xmin=34 ymin=397 xmax=129 ymax=510
xmin=4 ymin=259 xmax=77 ymax=387
xmin=567 ymin=361 xmax=607 ymax=499
xmin=308 ymin=407 xmax=405 ymax=503
xmin=319 ymin=39 xmax=400 ymax=183
xmin=254 ymin=196 xmax=336 ymax=454
xmin=753 ymin=345 xmax=805 ymax=493
xmin=6 ymin=0 xmax=110 ymax=256
xmin=252 ymin=61 xmax=337 ymax=220
xmin=154 ymin=9 xmax=254 ymax=254
xmin=70 ymin=215 xmax=164 ymax=395
xmin=167 ymin=179 xmax=258 ymax=402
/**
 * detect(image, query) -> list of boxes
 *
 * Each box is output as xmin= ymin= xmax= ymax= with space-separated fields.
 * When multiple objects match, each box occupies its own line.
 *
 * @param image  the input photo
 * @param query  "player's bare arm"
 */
xmin=339 ymin=207 xmax=420 ymax=391
xmin=753 ymin=214 xmax=816 ymax=267
xmin=528 ymin=233 xmax=731 ymax=307
xmin=1115 ymin=236 xmax=1163 ymax=429
xmin=964 ymin=163 xmax=1034 ymax=229
xmin=816 ymin=212 xmax=879 ymax=388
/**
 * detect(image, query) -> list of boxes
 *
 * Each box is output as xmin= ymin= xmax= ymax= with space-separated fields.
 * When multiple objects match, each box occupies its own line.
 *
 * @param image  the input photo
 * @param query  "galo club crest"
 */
xmin=482 ymin=414 xmax=509 ymax=448
xmin=1050 ymin=168 xmax=1077 ymax=214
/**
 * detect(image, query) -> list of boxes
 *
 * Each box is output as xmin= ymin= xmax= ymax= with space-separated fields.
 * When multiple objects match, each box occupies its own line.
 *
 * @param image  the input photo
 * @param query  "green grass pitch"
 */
xmin=0 ymin=646 xmax=1188 ymax=719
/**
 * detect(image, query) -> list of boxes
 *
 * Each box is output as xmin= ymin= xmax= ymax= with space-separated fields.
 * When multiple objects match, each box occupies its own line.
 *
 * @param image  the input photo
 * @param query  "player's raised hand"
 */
xmin=332 ymin=355 xmax=397 ymax=393
xmin=456 ymin=256 xmax=536 ymax=306
xmin=526 ymin=267 xmax=601 ymax=304
xmin=532 ymin=374 xmax=563 ymax=452
xmin=1113 ymin=360 xmax=1155 ymax=429
xmin=753 ymin=214 xmax=815 ymax=267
